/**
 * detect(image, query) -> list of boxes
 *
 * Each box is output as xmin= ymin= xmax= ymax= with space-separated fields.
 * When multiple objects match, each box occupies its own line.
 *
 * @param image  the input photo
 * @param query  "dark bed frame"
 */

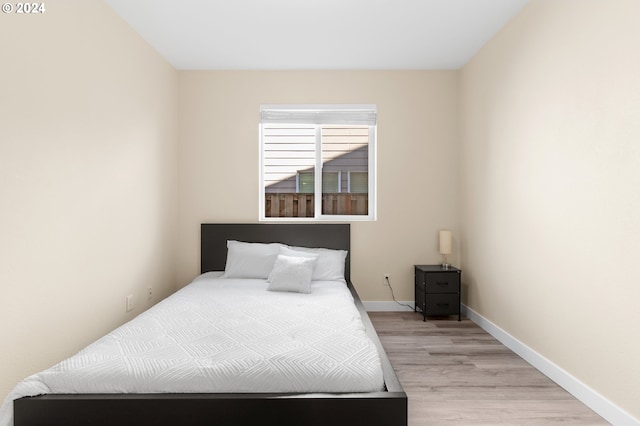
xmin=14 ymin=223 xmax=407 ymax=426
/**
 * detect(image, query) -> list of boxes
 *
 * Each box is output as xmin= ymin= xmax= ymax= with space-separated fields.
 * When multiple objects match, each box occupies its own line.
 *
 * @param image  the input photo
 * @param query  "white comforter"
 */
xmin=0 ymin=273 xmax=384 ymax=426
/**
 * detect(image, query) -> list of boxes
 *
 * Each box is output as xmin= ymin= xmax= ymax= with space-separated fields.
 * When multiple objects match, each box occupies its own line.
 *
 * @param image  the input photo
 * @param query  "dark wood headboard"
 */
xmin=201 ymin=223 xmax=351 ymax=280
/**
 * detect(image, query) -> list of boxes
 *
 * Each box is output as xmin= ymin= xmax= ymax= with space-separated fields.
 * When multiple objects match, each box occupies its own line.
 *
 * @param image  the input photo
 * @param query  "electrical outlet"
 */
xmin=147 ymin=286 xmax=153 ymax=300
xmin=126 ymin=294 xmax=134 ymax=312
xmin=383 ymin=274 xmax=390 ymax=286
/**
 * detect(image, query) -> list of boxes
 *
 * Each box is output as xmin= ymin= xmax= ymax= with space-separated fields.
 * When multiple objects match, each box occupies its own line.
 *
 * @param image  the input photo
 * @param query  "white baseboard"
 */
xmin=461 ymin=304 xmax=639 ymax=426
xmin=363 ymin=301 xmax=414 ymax=312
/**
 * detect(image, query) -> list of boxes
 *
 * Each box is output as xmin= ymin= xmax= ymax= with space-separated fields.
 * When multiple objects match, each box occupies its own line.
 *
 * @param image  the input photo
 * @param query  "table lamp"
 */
xmin=439 ymin=230 xmax=452 ymax=269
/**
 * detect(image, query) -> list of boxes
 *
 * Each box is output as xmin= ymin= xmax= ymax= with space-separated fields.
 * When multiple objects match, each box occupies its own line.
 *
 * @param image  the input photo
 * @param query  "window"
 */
xmin=349 ymin=172 xmax=368 ymax=193
xmin=260 ymin=105 xmax=376 ymax=220
xmin=296 ymin=172 xmax=340 ymax=194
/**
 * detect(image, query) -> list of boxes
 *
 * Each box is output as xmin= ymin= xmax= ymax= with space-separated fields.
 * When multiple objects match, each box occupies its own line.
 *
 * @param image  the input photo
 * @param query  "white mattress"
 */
xmin=0 ymin=272 xmax=384 ymax=426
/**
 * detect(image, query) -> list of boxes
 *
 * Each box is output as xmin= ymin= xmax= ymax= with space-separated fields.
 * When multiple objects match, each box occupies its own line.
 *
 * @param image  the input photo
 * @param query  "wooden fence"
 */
xmin=265 ymin=193 xmax=368 ymax=217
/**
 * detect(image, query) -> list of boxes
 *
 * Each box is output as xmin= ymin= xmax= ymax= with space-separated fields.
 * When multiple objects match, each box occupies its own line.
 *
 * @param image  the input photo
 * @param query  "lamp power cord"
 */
xmin=385 ymin=276 xmax=413 ymax=310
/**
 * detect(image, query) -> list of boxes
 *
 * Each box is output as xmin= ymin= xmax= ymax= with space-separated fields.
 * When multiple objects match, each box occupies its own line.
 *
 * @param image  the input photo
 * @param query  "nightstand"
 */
xmin=414 ymin=265 xmax=461 ymax=321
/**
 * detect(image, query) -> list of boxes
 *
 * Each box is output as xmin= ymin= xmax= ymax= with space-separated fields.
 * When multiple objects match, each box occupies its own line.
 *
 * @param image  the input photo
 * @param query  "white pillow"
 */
xmin=222 ymin=240 xmax=281 ymax=279
xmin=267 ymin=254 xmax=317 ymax=294
xmin=285 ymin=245 xmax=347 ymax=282
xmin=279 ymin=246 xmax=319 ymax=260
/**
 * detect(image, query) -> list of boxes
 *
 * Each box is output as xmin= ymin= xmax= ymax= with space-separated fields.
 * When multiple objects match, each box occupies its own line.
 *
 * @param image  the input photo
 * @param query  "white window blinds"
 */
xmin=260 ymin=105 xmax=377 ymax=126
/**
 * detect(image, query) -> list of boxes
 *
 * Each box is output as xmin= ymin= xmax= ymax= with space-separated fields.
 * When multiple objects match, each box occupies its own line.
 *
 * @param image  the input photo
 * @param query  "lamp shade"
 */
xmin=439 ymin=230 xmax=452 ymax=255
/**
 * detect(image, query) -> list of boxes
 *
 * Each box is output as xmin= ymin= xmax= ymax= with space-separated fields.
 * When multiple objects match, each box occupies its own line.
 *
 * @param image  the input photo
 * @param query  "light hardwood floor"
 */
xmin=369 ymin=312 xmax=609 ymax=425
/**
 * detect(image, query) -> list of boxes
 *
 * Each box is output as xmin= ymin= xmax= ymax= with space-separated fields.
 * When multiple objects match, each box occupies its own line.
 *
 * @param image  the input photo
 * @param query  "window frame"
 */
xmin=259 ymin=105 xmax=376 ymax=221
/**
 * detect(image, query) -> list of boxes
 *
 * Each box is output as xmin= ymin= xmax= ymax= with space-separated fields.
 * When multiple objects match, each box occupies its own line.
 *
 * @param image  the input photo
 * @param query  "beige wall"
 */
xmin=0 ymin=0 xmax=178 ymax=401
xmin=459 ymin=0 xmax=640 ymax=420
xmin=177 ymin=71 xmax=459 ymax=300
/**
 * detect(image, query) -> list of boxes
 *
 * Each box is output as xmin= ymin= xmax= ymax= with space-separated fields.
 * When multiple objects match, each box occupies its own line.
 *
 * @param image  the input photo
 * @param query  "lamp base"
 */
xmin=441 ymin=263 xmax=450 ymax=270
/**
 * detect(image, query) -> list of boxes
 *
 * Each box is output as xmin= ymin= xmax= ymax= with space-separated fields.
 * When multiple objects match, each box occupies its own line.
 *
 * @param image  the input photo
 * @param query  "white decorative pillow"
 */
xmin=267 ymin=254 xmax=317 ymax=294
xmin=285 ymin=245 xmax=347 ymax=282
xmin=222 ymin=240 xmax=281 ymax=279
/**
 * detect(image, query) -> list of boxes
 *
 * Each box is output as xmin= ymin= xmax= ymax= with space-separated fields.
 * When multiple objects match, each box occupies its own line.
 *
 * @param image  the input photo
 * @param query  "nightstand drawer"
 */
xmin=424 ymin=293 xmax=459 ymax=315
xmin=424 ymin=272 xmax=459 ymax=293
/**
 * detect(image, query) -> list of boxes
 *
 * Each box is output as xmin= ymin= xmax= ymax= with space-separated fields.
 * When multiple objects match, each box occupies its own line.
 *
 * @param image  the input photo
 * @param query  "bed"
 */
xmin=7 ymin=223 xmax=407 ymax=426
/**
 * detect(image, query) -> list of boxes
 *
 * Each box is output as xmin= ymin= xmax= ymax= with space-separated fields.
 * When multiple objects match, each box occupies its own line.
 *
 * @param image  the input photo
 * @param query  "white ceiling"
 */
xmin=104 ymin=0 xmax=529 ymax=70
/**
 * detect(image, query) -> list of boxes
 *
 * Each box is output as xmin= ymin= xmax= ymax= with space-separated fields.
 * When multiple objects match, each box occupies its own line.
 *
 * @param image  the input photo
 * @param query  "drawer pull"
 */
xmin=436 ymin=303 xmax=449 ymax=307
